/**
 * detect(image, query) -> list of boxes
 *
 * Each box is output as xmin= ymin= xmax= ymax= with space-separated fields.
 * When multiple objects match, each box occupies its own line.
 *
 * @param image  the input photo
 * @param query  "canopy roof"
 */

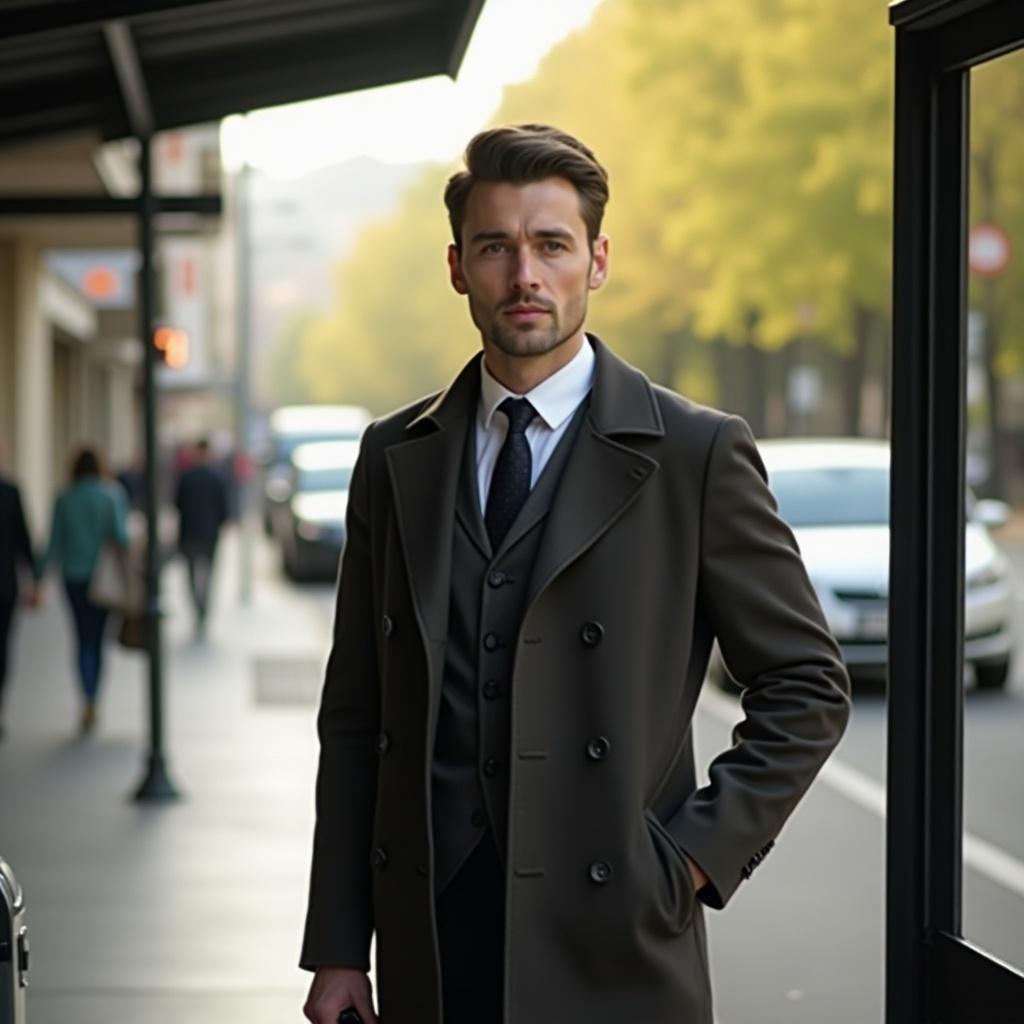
xmin=0 ymin=0 xmax=485 ymax=148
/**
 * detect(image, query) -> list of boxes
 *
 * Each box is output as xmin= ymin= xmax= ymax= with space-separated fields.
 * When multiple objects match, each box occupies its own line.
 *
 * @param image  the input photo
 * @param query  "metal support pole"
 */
xmin=134 ymin=133 xmax=180 ymax=802
xmin=234 ymin=155 xmax=253 ymax=604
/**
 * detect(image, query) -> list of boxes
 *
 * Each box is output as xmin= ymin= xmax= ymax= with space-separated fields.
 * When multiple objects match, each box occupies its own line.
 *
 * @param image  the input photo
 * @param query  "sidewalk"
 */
xmin=0 ymin=525 xmax=335 ymax=1023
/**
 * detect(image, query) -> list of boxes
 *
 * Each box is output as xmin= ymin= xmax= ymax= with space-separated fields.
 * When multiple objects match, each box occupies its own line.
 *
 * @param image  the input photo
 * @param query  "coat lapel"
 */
xmin=525 ymin=336 xmax=665 ymax=609
xmin=385 ymin=355 xmax=480 ymax=648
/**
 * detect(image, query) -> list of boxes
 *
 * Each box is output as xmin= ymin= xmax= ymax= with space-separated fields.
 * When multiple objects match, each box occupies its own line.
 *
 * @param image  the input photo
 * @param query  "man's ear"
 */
xmin=448 ymin=244 xmax=468 ymax=295
xmin=589 ymin=234 xmax=610 ymax=290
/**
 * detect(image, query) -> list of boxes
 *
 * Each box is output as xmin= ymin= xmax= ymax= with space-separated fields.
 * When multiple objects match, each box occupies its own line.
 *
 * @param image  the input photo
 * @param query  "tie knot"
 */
xmin=499 ymin=397 xmax=537 ymax=435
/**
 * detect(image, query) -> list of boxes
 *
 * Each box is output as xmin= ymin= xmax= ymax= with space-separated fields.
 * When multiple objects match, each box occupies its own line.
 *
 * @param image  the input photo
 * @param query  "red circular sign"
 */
xmin=969 ymin=223 xmax=1012 ymax=278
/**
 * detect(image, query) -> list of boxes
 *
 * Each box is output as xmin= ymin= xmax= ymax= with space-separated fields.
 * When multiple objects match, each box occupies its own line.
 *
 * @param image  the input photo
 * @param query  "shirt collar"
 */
xmin=479 ymin=336 xmax=595 ymax=432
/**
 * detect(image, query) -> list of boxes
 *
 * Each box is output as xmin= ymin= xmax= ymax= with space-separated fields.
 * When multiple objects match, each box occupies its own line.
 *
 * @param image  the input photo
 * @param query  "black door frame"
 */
xmin=889 ymin=1 xmax=1024 ymax=1021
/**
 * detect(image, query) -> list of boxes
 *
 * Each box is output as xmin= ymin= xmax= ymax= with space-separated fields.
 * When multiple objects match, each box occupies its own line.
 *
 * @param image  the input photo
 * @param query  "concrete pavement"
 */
xmin=0 ymin=526 xmax=332 ymax=1024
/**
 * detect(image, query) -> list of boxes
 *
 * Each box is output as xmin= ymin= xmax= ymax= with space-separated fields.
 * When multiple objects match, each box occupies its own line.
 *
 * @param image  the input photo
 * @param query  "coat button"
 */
xmin=482 ymin=757 xmax=500 ymax=777
xmin=586 ymin=736 xmax=610 ymax=760
xmin=483 ymin=632 xmax=501 ymax=652
xmin=487 ymin=570 xmax=507 ymax=588
xmin=580 ymin=621 xmax=604 ymax=646
xmin=483 ymin=679 xmax=501 ymax=700
xmin=471 ymin=808 xmax=487 ymax=828
xmin=376 ymin=731 xmax=390 ymax=755
xmin=589 ymin=859 xmax=613 ymax=884
xmin=381 ymin=614 xmax=394 ymax=637
xmin=371 ymin=847 xmax=388 ymax=869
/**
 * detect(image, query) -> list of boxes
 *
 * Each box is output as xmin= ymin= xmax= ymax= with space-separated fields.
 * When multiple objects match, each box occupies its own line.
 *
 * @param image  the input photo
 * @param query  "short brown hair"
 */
xmin=444 ymin=124 xmax=609 ymax=250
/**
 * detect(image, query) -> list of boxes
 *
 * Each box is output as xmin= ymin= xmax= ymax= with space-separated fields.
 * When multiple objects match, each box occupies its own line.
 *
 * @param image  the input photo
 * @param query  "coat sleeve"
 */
xmin=12 ymin=487 xmax=34 ymax=573
xmin=300 ymin=424 xmax=381 ymax=971
xmin=669 ymin=415 xmax=851 ymax=909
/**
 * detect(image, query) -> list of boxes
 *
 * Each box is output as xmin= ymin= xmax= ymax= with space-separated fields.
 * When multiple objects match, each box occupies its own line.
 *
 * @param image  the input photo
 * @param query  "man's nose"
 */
xmin=511 ymin=248 xmax=540 ymax=292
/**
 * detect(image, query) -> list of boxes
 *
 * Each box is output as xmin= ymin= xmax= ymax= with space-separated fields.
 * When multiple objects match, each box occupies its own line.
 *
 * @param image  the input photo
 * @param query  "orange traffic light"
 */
xmin=153 ymin=326 xmax=190 ymax=369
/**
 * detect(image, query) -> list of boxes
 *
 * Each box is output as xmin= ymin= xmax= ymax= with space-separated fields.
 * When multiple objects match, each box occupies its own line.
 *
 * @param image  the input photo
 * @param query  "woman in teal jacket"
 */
xmin=36 ymin=446 xmax=130 ymax=733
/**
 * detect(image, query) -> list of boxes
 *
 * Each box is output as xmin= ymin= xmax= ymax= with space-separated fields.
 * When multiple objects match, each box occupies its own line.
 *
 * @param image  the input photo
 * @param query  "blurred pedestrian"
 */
xmin=0 ymin=448 xmax=39 ymax=739
xmin=174 ymin=437 xmax=228 ymax=638
xmin=35 ymin=444 xmax=130 ymax=734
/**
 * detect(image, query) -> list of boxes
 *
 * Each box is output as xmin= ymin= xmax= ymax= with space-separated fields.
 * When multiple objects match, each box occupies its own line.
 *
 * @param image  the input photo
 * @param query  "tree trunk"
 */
xmin=843 ymin=303 xmax=873 ymax=437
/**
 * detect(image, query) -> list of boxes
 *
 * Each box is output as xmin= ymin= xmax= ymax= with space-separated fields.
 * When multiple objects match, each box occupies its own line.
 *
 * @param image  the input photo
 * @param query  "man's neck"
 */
xmin=482 ymin=331 xmax=586 ymax=395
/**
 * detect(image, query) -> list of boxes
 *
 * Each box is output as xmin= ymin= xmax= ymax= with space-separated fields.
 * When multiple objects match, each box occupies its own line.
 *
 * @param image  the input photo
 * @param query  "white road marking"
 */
xmin=698 ymin=687 xmax=1024 ymax=901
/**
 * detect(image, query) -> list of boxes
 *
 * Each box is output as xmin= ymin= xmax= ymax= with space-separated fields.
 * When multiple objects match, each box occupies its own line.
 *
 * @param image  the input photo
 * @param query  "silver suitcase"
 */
xmin=0 ymin=857 xmax=28 ymax=1024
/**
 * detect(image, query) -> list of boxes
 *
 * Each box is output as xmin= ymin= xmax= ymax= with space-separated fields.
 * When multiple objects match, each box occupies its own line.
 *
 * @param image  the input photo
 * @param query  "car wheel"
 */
xmin=974 ymin=658 xmax=1011 ymax=691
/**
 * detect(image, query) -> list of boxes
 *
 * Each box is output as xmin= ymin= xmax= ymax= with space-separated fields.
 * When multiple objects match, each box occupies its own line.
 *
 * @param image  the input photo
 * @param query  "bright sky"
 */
xmin=221 ymin=0 xmax=605 ymax=178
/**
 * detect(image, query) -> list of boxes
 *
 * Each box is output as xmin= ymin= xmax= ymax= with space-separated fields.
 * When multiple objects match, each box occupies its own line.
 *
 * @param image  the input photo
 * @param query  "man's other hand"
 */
xmin=303 ymin=966 xmax=377 ymax=1024
xmin=684 ymin=855 xmax=708 ymax=895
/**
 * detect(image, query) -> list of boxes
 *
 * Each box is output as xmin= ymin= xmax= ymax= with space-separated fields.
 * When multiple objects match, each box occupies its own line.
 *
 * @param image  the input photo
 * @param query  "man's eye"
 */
xmin=542 ymin=240 xmax=567 ymax=252
xmin=482 ymin=242 xmax=507 ymax=254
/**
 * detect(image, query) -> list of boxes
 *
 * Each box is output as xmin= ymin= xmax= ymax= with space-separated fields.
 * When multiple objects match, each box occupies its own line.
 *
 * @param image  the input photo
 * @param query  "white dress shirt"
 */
xmin=476 ymin=337 xmax=596 ymax=511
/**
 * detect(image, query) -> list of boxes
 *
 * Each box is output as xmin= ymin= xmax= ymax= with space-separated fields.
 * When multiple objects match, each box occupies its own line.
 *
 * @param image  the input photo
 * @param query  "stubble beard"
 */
xmin=473 ymin=292 xmax=589 ymax=359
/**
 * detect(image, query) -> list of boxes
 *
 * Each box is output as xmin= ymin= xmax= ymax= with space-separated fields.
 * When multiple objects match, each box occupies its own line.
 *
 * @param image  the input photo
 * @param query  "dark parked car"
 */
xmin=269 ymin=439 xmax=360 ymax=581
xmin=260 ymin=404 xmax=369 ymax=536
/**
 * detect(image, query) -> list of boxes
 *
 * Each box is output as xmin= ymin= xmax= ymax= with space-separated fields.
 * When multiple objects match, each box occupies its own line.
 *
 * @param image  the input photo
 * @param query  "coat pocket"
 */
xmin=643 ymin=808 xmax=697 ymax=934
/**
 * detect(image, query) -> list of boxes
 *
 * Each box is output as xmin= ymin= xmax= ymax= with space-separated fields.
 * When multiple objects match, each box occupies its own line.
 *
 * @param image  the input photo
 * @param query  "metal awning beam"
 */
xmin=103 ymin=21 xmax=156 ymax=139
xmin=0 ymin=195 xmax=222 ymax=216
xmin=0 ymin=0 xmax=224 ymax=40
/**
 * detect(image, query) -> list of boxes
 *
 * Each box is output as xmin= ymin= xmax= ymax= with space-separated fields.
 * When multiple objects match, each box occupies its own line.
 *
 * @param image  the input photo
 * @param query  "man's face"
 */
xmin=448 ymin=177 xmax=608 ymax=359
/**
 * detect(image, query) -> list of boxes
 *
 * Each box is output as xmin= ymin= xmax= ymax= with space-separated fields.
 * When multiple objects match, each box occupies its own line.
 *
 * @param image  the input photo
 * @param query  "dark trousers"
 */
xmin=436 ymin=829 xmax=505 ymax=1024
xmin=63 ymin=579 xmax=109 ymax=703
xmin=183 ymin=543 xmax=216 ymax=625
xmin=0 ymin=599 xmax=15 ymax=714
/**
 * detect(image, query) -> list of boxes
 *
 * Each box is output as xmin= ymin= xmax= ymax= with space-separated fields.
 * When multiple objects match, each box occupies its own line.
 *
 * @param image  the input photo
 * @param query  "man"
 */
xmin=0 ymin=449 xmax=37 ymax=739
xmin=301 ymin=124 xmax=850 ymax=1024
xmin=173 ymin=438 xmax=229 ymax=638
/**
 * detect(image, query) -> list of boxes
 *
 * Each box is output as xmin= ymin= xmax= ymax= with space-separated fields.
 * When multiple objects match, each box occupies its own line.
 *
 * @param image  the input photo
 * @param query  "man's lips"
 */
xmin=503 ymin=305 xmax=549 ymax=318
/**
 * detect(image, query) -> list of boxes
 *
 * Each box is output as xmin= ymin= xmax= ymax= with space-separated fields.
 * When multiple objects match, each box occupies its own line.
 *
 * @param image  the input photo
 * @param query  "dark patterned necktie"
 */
xmin=485 ymin=397 xmax=537 ymax=550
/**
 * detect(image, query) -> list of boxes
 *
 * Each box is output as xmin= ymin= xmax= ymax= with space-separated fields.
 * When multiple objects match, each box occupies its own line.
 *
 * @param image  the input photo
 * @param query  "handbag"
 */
xmin=117 ymin=610 xmax=149 ymax=650
xmin=89 ymin=544 xmax=142 ymax=613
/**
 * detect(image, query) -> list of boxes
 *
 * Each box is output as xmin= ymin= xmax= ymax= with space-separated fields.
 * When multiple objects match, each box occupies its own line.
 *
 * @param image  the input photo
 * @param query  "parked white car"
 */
xmin=708 ymin=438 xmax=1015 ymax=690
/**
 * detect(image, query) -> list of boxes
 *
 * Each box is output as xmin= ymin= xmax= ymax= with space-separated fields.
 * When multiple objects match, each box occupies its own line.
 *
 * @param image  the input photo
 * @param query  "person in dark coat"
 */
xmin=300 ymin=125 xmax=851 ymax=1024
xmin=174 ymin=438 xmax=229 ymax=637
xmin=0 ymin=453 xmax=38 ymax=738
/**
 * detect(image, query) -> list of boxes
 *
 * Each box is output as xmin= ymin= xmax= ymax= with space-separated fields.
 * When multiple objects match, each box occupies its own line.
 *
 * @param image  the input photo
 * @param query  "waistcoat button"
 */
xmin=376 ymin=732 xmax=390 ymax=755
xmin=371 ymin=847 xmax=388 ymax=869
xmin=589 ymin=859 xmax=613 ymax=884
xmin=471 ymin=808 xmax=487 ymax=828
xmin=487 ymin=570 xmax=507 ymax=588
xmin=381 ymin=614 xmax=394 ymax=637
xmin=586 ymin=736 xmax=610 ymax=760
xmin=580 ymin=621 xmax=604 ymax=646
xmin=482 ymin=757 xmax=500 ymax=777
xmin=483 ymin=679 xmax=501 ymax=700
xmin=483 ymin=632 xmax=501 ymax=652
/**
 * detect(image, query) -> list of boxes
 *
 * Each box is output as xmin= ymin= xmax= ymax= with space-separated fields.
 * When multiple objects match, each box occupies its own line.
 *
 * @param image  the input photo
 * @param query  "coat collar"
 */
xmin=405 ymin=334 xmax=664 ymax=440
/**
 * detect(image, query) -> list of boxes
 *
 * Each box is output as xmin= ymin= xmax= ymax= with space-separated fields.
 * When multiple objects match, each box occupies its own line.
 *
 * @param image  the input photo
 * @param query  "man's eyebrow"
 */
xmin=469 ymin=230 xmax=512 ymax=244
xmin=468 ymin=227 xmax=576 ymax=244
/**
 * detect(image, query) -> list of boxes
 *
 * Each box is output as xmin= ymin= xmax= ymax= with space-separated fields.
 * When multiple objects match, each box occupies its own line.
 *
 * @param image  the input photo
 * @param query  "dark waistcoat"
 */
xmin=431 ymin=399 xmax=589 ymax=894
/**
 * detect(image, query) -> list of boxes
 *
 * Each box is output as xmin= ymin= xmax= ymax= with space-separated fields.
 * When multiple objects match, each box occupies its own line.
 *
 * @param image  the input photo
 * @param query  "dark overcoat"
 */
xmin=301 ymin=337 xmax=851 ymax=1023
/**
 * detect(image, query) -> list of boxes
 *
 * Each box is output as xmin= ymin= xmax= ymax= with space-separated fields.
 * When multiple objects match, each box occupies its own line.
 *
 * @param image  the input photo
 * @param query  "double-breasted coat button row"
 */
xmin=586 ymin=736 xmax=610 ymax=760
xmin=580 ymin=621 xmax=604 ymax=646
xmin=589 ymin=859 xmax=614 ymax=884
xmin=381 ymin=614 xmax=394 ymax=637
xmin=376 ymin=732 xmax=390 ymax=755
xmin=371 ymin=847 xmax=388 ymax=869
